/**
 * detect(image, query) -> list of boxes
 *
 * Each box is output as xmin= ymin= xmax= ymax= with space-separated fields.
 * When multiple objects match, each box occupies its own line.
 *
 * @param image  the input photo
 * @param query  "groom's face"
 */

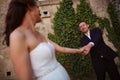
xmin=79 ymin=22 xmax=89 ymax=34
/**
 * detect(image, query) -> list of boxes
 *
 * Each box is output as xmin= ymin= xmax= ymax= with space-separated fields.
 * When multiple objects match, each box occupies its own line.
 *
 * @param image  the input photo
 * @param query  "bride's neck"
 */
xmin=21 ymin=13 xmax=36 ymax=31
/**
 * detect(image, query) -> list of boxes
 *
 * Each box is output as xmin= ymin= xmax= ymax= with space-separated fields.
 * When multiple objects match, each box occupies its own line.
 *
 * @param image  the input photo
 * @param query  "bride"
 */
xmin=3 ymin=0 xmax=85 ymax=80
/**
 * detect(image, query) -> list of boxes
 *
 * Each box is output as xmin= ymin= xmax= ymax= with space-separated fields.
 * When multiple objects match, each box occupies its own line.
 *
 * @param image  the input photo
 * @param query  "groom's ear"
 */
xmin=87 ymin=24 xmax=89 ymax=28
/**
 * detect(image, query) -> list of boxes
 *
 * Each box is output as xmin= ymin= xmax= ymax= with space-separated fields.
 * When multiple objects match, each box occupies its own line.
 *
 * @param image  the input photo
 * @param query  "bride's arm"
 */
xmin=47 ymin=39 xmax=84 ymax=54
xmin=10 ymin=32 xmax=33 ymax=80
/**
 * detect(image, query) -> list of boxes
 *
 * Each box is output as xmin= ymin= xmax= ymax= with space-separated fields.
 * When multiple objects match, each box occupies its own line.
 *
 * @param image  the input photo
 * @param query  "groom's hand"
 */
xmin=79 ymin=47 xmax=89 ymax=56
xmin=82 ymin=43 xmax=93 ymax=55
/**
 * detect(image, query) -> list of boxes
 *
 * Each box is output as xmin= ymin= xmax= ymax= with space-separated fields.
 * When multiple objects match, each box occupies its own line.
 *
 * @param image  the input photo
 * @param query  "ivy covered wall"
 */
xmin=48 ymin=0 xmax=120 ymax=79
xmin=106 ymin=1 xmax=120 ymax=56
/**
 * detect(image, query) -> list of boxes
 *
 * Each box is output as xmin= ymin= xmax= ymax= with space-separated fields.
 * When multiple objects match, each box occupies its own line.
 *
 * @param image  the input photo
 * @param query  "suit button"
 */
xmin=100 ymin=55 xmax=103 ymax=58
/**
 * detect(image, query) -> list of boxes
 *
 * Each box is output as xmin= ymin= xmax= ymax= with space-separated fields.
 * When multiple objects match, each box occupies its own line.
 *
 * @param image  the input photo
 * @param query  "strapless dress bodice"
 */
xmin=30 ymin=42 xmax=60 ymax=78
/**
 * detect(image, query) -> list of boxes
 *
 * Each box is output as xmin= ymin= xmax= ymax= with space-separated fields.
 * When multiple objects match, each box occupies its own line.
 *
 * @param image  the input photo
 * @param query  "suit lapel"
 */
xmin=84 ymin=35 xmax=91 ymax=41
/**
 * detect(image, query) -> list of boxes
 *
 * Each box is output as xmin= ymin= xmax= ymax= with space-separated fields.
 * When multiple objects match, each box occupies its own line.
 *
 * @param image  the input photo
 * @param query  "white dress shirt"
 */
xmin=85 ymin=30 xmax=95 ymax=46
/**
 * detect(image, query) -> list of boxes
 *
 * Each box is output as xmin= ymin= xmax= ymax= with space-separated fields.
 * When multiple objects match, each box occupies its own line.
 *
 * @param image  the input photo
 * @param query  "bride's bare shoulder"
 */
xmin=10 ymin=28 xmax=26 ymax=43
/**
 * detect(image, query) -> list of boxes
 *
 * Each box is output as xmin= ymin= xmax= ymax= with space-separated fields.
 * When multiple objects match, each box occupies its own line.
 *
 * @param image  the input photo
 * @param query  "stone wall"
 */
xmin=0 ymin=0 xmax=18 ymax=79
xmin=87 ymin=0 xmax=109 ymax=18
xmin=36 ymin=0 xmax=80 ymax=37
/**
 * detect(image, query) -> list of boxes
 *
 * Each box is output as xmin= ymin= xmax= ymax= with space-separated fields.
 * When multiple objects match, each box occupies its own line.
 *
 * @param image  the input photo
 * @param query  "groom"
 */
xmin=79 ymin=21 xmax=120 ymax=80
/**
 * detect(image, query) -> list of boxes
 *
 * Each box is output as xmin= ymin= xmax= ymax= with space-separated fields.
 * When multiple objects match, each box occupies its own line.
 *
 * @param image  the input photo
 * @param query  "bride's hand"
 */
xmin=78 ymin=47 xmax=87 ymax=55
xmin=79 ymin=47 xmax=84 ymax=53
xmin=79 ymin=44 xmax=92 ymax=55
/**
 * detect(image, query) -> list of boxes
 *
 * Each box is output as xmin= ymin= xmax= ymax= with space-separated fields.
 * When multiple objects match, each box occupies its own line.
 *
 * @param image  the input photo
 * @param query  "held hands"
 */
xmin=79 ymin=43 xmax=93 ymax=56
xmin=69 ymin=42 xmax=93 ymax=55
xmin=77 ymin=47 xmax=89 ymax=56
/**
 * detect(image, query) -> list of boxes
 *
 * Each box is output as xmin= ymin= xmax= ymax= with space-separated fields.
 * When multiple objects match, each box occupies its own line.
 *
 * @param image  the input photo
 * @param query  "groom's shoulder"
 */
xmin=92 ymin=27 xmax=100 ymax=30
xmin=91 ymin=27 xmax=101 ymax=32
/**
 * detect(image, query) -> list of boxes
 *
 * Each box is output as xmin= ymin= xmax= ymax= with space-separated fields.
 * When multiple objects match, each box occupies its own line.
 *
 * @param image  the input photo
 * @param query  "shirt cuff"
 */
xmin=89 ymin=42 xmax=95 ymax=47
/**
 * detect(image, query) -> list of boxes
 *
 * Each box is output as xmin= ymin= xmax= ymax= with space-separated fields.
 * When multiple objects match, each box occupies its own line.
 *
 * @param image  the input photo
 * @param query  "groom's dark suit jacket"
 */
xmin=80 ymin=28 xmax=117 ymax=64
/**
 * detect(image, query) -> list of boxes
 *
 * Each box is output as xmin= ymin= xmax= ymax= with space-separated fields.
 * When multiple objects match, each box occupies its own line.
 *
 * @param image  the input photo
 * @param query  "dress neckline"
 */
xmin=30 ymin=42 xmax=49 ymax=54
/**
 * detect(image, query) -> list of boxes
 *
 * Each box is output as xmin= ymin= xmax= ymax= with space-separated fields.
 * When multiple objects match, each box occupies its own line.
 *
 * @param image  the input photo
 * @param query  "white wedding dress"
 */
xmin=30 ymin=42 xmax=70 ymax=80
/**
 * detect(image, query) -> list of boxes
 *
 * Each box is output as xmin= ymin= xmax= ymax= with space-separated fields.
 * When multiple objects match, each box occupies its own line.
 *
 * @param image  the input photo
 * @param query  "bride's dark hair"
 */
xmin=3 ymin=0 xmax=37 ymax=46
